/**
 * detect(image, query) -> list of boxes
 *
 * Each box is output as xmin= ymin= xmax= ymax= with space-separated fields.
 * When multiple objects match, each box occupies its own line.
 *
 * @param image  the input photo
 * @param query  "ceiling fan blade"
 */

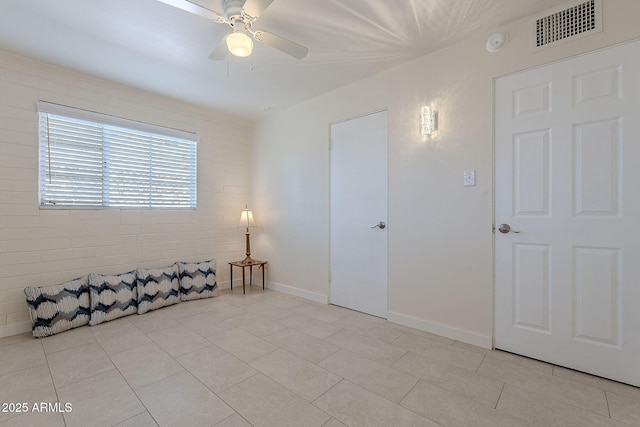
xmin=253 ymin=30 xmax=308 ymax=59
xmin=208 ymin=35 xmax=229 ymax=60
xmin=157 ymin=0 xmax=226 ymax=23
xmin=242 ymin=0 xmax=274 ymax=19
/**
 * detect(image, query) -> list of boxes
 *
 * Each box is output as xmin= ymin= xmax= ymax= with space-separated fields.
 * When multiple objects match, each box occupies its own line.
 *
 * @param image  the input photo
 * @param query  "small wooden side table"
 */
xmin=229 ymin=260 xmax=267 ymax=294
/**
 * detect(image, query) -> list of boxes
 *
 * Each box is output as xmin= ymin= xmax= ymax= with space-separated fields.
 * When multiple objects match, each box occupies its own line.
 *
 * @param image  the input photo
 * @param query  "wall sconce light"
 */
xmin=421 ymin=106 xmax=436 ymax=136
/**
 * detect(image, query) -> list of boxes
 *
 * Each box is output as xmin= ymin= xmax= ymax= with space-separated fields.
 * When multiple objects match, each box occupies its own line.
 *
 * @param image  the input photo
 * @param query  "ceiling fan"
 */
xmin=158 ymin=0 xmax=308 ymax=59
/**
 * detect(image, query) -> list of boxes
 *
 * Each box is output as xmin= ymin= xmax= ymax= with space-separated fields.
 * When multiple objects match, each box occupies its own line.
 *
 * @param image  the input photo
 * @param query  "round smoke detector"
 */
xmin=486 ymin=33 xmax=507 ymax=52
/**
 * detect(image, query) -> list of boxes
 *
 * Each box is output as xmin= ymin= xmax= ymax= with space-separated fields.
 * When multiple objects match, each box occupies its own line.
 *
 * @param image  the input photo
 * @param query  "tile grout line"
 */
xmin=116 ymin=409 xmax=159 ymax=427
xmin=310 ymin=376 xmax=349 ymax=424
xmin=112 ymin=345 xmax=167 ymax=427
xmin=214 ymin=370 xmax=304 ymax=425
xmin=41 ymin=339 xmax=69 ymax=427
xmin=494 ymin=382 xmax=506 ymax=410
xmin=397 ymin=376 xmax=421 ymax=408
xmin=248 ymin=346 xmax=344 ymax=404
xmin=215 ymin=411 xmax=252 ymax=427
xmin=604 ymin=389 xmax=612 ymax=419
xmin=474 ymin=354 xmax=487 ymax=373
xmin=390 ymin=331 xmax=406 ymax=346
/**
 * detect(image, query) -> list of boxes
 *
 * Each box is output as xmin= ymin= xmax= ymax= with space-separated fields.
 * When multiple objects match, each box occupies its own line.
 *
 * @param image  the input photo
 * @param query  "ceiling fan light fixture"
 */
xmin=226 ymin=31 xmax=253 ymax=57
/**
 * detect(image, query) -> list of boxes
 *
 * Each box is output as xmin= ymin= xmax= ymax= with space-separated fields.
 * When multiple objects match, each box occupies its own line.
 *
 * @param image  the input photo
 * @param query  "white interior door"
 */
xmin=330 ymin=110 xmax=388 ymax=318
xmin=495 ymin=40 xmax=640 ymax=386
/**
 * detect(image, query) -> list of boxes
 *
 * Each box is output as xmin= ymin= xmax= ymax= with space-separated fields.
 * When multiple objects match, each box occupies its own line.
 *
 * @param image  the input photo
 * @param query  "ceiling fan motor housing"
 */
xmin=224 ymin=0 xmax=246 ymax=19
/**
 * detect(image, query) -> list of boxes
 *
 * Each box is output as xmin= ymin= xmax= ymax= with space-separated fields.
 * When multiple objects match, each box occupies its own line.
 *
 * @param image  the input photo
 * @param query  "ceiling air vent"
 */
xmin=531 ymin=0 xmax=602 ymax=50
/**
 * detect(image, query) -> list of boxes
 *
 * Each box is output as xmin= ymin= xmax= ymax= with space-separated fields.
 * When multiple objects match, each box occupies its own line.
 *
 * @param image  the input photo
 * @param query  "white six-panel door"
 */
xmin=330 ymin=110 xmax=388 ymax=318
xmin=495 ymin=40 xmax=640 ymax=386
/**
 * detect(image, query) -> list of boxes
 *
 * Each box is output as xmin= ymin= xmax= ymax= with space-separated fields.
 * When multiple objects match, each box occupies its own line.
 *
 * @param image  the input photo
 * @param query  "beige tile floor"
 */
xmin=1 ymin=286 xmax=639 ymax=427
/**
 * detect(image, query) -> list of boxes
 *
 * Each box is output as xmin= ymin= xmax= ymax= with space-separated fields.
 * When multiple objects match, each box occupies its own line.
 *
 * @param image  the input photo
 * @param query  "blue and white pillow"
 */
xmin=136 ymin=264 xmax=181 ymax=314
xmin=88 ymin=271 xmax=138 ymax=326
xmin=178 ymin=260 xmax=218 ymax=301
xmin=24 ymin=276 xmax=90 ymax=338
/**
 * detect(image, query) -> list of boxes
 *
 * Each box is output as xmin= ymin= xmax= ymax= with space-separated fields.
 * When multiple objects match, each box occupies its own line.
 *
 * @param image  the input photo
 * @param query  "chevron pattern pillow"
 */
xmin=178 ymin=260 xmax=218 ymax=301
xmin=24 ymin=277 xmax=90 ymax=338
xmin=88 ymin=271 xmax=138 ymax=326
xmin=136 ymin=264 xmax=181 ymax=314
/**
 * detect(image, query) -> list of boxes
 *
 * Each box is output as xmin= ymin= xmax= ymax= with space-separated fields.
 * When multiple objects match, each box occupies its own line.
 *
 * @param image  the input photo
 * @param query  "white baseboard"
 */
xmin=387 ymin=311 xmax=492 ymax=349
xmin=0 ymin=321 xmax=32 ymax=339
xmin=267 ymin=281 xmax=328 ymax=305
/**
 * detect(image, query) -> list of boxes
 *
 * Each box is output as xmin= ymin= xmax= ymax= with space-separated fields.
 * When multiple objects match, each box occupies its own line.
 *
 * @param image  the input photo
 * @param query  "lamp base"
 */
xmin=240 ymin=255 xmax=257 ymax=265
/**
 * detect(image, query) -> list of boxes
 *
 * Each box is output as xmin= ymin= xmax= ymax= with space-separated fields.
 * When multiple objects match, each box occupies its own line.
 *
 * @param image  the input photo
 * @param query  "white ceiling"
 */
xmin=0 ymin=0 xmax=568 ymax=119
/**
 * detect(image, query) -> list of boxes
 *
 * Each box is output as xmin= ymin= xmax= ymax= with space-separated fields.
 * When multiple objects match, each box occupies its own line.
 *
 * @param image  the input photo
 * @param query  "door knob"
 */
xmin=371 ymin=221 xmax=386 ymax=229
xmin=498 ymin=223 xmax=520 ymax=234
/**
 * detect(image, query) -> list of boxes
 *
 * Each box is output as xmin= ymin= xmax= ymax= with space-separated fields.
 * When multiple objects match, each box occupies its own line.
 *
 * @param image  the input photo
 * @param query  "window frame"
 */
xmin=37 ymin=101 xmax=198 ymax=210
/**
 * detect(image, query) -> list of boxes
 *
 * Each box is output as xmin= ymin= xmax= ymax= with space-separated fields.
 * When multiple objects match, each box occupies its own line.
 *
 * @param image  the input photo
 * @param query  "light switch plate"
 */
xmin=464 ymin=170 xmax=476 ymax=186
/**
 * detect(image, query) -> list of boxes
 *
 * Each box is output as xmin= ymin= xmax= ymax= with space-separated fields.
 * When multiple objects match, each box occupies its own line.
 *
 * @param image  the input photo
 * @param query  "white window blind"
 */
xmin=38 ymin=102 xmax=197 ymax=208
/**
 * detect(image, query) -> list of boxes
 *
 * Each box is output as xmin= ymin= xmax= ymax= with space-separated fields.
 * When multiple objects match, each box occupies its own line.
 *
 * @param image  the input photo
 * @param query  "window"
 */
xmin=38 ymin=102 xmax=197 ymax=208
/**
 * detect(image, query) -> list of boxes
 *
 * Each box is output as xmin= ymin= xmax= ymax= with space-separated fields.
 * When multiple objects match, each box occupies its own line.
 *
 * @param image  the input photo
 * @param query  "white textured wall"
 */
xmin=0 ymin=51 xmax=253 ymax=337
xmin=251 ymin=1 xmax=640 ymax=346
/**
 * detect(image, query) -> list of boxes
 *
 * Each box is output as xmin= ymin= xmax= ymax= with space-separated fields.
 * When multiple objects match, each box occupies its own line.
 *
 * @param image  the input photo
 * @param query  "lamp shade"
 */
xmin=226 ymin=32 xmax=253 ymax=57
xmin=238 ymin=208 xmax=255 ymax=229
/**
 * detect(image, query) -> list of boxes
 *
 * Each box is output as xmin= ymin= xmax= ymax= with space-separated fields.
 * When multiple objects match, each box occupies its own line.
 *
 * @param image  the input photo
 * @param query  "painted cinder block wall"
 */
xmin=0 ymin=51 xmax=254 ymax=337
